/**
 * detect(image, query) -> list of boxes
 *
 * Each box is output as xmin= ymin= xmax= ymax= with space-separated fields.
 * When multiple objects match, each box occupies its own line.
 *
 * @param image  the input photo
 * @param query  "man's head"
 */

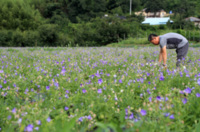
xmin=148 ymin=34 xmax=159 ymax=45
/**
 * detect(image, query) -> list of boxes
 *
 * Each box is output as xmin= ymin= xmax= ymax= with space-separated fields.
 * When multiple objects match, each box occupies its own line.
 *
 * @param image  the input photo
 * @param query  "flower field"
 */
xmin=0 ymin=47 xmax=200 ymax=132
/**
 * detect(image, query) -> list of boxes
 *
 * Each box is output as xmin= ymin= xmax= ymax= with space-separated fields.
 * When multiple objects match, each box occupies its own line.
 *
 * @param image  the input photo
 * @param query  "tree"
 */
xmin=145 ymin=0 xmax=166 ymax=17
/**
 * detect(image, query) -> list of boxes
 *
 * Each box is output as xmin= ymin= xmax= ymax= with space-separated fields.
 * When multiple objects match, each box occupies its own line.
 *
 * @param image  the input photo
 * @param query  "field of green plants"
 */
xmin=0 ymin=47 xmax=200 ymax=132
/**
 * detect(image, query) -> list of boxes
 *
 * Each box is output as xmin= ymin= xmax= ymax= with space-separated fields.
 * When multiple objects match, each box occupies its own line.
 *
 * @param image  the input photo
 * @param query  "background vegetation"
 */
xmin=0 ymin=0 xmax=200 ymax=47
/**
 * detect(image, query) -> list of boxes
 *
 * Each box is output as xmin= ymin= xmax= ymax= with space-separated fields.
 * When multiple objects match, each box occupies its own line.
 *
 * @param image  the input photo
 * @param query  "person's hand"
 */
xmin=154 ymin=62 xmax=160 ymax=66
xmin=162 ymin=64 xmax=167 ymax=69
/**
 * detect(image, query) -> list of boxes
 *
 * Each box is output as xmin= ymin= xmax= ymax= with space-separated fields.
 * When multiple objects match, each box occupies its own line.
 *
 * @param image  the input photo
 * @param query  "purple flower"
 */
xmin=37 ymin=120 xmax=41 ymax=125
xmin=97 ymin=89 xmax=102 ymax=94
xmin=66 ymin=90 xmax=69 ymax=93
xmin=149 ymin=97 xmax=152 ymax=102
xmin=78 ymin=117 xmax=83 ymax=122
xmin=182 ymin=98 xmax=187 ymax=104
xmin=18 ymin=118 xmax=22 ymax=123
xmin=54 ymin=82 xmax=59 ymax=87
xmin=197 ymin=78 xmax=200 ymax=85
xmin=196 ymin=93 xmax=200 ymax=97
xmin=12 ymin=108 xmax=16 ymax=113
xmin=159 ymin=76 xmax=164 ymax=81
xmin=184 ymin=88 xmax=192 ymax=94
xmin=164 ymin=113 xmax=170 ymax=117
xmin=4 ymin=80 xmax=6 ymax=84
xmin=46 ymin=117 xmax=51 ymax=122
xmin=65 ymin=106 xmax=69 ymax=111
xmin=35 ymin=127 xmax=39 ymax=131
xmin=61 ymin=69 xmax=66 ymax=75
xmin=140 ymin=109 xmax=147 ymax=116
xmin=147 ymin=89 xmax=151 ymax=94
xmin=7 ymin=115 xmax=11 ymax=120
xmin=25 ymin=124 xmax=34 ymax=132
xmin=169 ymin=114 xmax=175 ymax=119
xmin=0 ymin=70 xmax=3 ymax=73
xmin=95 ymin=73 xmax=100 ymax=77
xmin=147 ymin=72 xmax=150 ymax=76
xmin=129 ymin=113 xmax=134 ymax=119
xmin=0 ymin=85 xmax=2 ymax=88
xmin=119 ymin=79 xmax=123 ymax=83
xmin=65 ymin=94 xmax=69 ymax=98
xmin=156 ymin=96 xmax=161 ymax=101
xmin=87 ymin=115 xmax=92 ymax=120
xmin=46 ymin=86 xmax=50 ymax=90
xmin=98 ymin=79 xmax=103 ymax=85
xmin=82 ymin=89 xmax=87 ymax=93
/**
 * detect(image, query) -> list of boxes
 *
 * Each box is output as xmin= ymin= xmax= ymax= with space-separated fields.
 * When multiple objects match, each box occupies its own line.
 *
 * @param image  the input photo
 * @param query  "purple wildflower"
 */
xmin=7 ymin=115 xmax=11 ymax=120
xmin=98 ymin=79 xmax=103 ymax=85
xmin=169 ymin=114 xmax=175 ymax=119
xmin=87 ymin=115 xmax=92 ymax=120
xmin=184 ymin=88 xmax=192 ymax=94
xmin=65 ymin=94 xmax=69 ymax=98
xmin=197 ymin=78 xmax=200 ymax=85
xmin=12 ymin=108 xmax=16 ymax=114
xmin=149 ymin=97 xmax=152 ymax=102
xmin=159 ymin=76 xmax=164 ymax=81
xmin=140 ymin=109 xmax=147 ymax=116
xmin=196 ymin=93 xmax=200 ymax=97
xmin=65 ymin=107 xmax=69 ymax=111
xmin=156 ymin=96 xmax=161 ymax=101
xmin=35 ymin=127 xmax=39 ymax=131
xmin=0 ymin=85 xmax=2 ymax=88
xmin=46 ymin=86 xmax=50 ymax=90
xmin=78 ymin=117 xmax=83 ymax=122
xmin=119 ymin=79 xmax=123 ymax=83
xmin=61 ymin=69 xmax=66 ymax=75
xmin=97 ymin=89 xmax=102 ymax=94
xmin=25 ymin=124 xmax=34 ymax=132
xmin=164 ymin=113 xmax=170 ymax=117
xmin=18 ymin=118 xmax=22 ymax=123
xmin=37 ymin=120 xmax=41 ymax=125
xmin=182 ymin=98 xmax=187 ymax=104
xmin=95 ymin=73 xmax=100 ymax=77
xmin=82 ymin=89 xmax=87 ymax=93
xmin=129 ymin=113 xmax=134 ymax=120
xmin=54 ymin=82 xmax=59 ymax=87
xmin=46 ymin=117 xmax=51 ymax=122
xmin=66 ymin=90 xmax=69 ymax=93
xmin=147 ymin=88 xmax=151 ymax=94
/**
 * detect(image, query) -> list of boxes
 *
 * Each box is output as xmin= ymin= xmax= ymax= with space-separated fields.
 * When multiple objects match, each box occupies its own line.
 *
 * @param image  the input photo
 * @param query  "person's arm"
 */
xmin=158 ymin=48 xmax=163 ymax=64
xmin=161 ymin=46 xmax=167 ymax=66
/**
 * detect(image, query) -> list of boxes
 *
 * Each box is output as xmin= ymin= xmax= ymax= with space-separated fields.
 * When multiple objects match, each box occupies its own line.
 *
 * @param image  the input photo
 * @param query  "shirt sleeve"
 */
xmin=159 ymin=37 xmax=166 ymax=49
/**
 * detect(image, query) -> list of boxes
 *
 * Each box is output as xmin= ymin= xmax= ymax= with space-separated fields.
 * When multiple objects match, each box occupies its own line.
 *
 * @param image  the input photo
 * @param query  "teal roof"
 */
xmin=142 ymin=17 xmax=173 ymax=25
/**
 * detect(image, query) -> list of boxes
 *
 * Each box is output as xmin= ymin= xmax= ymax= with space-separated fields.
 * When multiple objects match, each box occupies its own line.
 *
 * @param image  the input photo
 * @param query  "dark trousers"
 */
xmin=176 ymin=43 xmax=189 ymax=67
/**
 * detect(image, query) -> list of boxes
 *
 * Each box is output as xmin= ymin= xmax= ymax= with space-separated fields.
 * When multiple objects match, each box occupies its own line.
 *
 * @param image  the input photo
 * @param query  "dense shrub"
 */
xmin=38 ymin=24 xmax=59 ymax=46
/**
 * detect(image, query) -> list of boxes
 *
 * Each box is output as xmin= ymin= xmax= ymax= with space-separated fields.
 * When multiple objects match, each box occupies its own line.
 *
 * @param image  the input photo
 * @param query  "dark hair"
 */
xmin=148 ymin=34 xmax=158 ymax=41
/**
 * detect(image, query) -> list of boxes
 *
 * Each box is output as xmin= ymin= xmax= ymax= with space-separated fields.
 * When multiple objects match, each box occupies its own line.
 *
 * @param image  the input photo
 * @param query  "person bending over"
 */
xmin=148 ymin=32 xmax=189 ymax=68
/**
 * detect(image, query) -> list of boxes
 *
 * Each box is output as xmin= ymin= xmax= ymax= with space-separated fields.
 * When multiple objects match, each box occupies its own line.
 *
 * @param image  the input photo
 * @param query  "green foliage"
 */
xmin=0 ymin=0 xmax=200 ymax=47
xmin=0 ymin=0 xmax=43 ymax=30
xmin=38 ymin=24 xmax=59 ymax=46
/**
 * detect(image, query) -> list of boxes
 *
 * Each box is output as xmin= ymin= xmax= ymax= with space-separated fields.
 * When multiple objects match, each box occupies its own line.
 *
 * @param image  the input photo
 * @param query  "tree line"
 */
xmin=0 ymin=0 xmax=200 ymax=47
